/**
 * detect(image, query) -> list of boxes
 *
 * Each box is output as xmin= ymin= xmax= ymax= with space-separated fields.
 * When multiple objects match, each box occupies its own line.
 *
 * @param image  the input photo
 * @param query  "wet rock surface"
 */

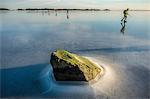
xmin=50 ymin=49 xmax=102 ymax=81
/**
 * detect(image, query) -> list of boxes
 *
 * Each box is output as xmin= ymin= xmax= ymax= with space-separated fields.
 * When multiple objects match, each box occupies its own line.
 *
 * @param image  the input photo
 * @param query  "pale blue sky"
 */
xmin=1 ymin=0 xmax=149 ymax=10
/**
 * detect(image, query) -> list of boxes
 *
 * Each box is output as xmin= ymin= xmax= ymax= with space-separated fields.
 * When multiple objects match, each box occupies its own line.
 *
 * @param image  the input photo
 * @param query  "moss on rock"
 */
xmin=50 ymin=49 xmax=102 ymax=81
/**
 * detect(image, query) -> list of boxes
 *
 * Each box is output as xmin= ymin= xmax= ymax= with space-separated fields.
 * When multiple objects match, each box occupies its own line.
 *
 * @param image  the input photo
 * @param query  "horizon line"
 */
xmin=0 ymin=8 xmax=150 ymax=11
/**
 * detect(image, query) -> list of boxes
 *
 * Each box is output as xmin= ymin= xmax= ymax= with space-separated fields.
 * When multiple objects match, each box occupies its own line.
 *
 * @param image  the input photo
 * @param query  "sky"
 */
xmin=0 ymin=0 xmax=150 ymax=10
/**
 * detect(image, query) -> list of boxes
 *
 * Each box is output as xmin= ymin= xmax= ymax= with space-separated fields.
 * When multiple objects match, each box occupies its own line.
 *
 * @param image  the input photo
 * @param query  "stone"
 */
xmin=50 ymin=49 xmax=102 ymax=81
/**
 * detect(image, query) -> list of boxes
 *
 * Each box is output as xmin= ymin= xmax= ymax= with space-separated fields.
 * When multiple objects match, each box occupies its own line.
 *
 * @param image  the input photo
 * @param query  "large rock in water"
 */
xmin=50 ymin=49 xmax=102 ymax=81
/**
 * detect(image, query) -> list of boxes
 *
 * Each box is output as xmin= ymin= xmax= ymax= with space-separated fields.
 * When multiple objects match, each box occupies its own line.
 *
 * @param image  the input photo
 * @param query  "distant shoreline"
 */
xmin=0 ymin=8 xmax=150 ymax=11
xmin=0 ymin=8 xmax=108 ymax=11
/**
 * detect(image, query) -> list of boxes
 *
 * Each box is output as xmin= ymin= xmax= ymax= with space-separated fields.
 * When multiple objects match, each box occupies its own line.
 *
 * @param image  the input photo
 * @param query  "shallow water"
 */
xmin=0 ymin=10 xmax=150 ymax=98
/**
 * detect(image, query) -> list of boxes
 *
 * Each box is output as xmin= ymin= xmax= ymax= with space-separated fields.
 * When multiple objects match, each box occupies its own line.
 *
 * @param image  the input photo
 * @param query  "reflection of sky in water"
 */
xmin=0 ymin=11 xmax=150 ymax=98
xmin=1 ymin=11 xmax=150 ymax=68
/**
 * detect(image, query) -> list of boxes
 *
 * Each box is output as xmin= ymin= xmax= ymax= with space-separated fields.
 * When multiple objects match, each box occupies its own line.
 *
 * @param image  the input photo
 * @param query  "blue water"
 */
xmin=0 ymin=10 xmax=150 ymax=98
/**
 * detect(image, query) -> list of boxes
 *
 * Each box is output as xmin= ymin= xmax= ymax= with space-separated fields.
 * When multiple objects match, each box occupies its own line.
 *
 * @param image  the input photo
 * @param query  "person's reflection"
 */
xmin=120 ymin=20 xmax=126 ymax=34
xmin=42 ymin=11 xmax=44 ymax=16
xmin=55 ymin=10 xmax=57 ymax=16
xmin=120 ymin=8 xmax=129 ymax=34
xmin=66 ymin=10 xmax=69 ymax=19
xmin=48 ymin=10 xmax=50 ymax=16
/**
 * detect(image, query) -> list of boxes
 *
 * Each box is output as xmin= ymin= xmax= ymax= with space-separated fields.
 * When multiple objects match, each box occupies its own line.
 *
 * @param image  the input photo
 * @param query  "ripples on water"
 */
xmin=0 ymin=10 xmax=150 ymax=98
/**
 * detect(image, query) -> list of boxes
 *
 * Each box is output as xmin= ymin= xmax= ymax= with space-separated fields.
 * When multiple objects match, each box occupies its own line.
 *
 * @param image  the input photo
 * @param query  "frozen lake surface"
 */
xmin=0 ymin=11 xmax=150 ymax=98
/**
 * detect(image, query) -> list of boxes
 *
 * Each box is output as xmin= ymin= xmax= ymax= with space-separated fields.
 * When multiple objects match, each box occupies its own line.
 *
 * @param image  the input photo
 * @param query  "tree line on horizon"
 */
xmin=0 ymin=8 xmax=149 ymax=11
xmin=0 ymin=8 xmax=111 ymax=11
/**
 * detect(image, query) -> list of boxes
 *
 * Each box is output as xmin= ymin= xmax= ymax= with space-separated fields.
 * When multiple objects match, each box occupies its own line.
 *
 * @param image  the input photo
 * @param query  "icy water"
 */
xmin=0 ymin=11 xmax=150 ymax=99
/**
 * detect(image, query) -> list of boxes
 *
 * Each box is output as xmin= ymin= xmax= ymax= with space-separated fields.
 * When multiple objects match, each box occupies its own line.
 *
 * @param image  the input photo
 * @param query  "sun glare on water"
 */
xmin=85 ymin=57 xmax=121 ymax=96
